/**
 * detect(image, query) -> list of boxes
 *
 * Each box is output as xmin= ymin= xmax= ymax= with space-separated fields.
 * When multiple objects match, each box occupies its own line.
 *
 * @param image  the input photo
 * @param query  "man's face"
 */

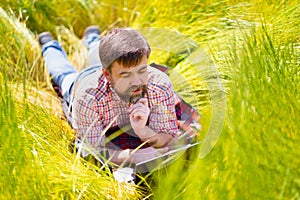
xmin=107 ymin=56 xmax=149 ymax=103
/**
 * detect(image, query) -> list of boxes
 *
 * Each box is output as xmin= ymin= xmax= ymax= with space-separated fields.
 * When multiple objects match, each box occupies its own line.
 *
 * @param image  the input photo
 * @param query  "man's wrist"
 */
xmin=132 ymin=125 xmax=147 ymax=140
xmin=132 ymin=125 xmax=155 ymax=141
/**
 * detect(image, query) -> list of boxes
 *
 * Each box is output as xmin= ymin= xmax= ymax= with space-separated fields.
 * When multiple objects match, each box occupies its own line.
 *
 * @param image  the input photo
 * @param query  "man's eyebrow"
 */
xmin=138 ymin=65 xmax=148 ymax=71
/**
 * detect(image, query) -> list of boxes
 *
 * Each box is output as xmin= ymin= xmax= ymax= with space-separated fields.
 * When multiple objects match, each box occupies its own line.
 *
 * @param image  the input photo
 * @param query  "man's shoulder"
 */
xmin=148 ymin=66 xmax=173 ymax=92
xmin=76 ymin=65 xmax=103 ymax=84
xmin=72 ymin=66 xmax=107 ymax=101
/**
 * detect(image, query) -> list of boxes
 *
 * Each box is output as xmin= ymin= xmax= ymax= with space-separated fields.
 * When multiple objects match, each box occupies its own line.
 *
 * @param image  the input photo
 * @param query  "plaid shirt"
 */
xmin=72 ymin=66 xmax=179 ymax=151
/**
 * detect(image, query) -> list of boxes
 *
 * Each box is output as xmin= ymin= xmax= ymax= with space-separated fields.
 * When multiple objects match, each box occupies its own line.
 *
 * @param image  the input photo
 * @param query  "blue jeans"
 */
xmin=41 ymin=33 xmax=101 ymax=104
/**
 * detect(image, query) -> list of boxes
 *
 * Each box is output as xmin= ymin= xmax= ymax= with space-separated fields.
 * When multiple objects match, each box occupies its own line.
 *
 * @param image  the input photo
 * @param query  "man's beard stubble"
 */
xmin=129 ymin=85 xmax=148 ymax=104
xmin=114 ymin=84 xmax=148 ymax=104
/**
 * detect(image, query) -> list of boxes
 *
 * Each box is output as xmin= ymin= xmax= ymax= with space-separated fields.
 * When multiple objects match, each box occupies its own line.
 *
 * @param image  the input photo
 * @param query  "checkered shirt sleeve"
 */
xmin=147 ymin=68 xmax=179 ymax=137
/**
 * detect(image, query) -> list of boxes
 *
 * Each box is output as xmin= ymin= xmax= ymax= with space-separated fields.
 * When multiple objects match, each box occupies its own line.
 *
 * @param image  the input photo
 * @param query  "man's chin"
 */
xmin=115 ymin=85 xmax=147 ymax=103
xmin=131 ymin=86 xmax=147 ymax=104
xmin=129 ymin=89 xmax=147 ymax=104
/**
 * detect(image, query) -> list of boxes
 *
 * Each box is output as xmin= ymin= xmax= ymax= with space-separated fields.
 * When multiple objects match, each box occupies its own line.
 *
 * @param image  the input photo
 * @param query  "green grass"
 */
xmin=0 ymin=0 xmax=299 ymax=199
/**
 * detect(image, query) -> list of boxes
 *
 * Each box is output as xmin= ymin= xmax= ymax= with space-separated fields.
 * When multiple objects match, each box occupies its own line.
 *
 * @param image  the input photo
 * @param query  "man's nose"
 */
xmin=131 ymin=74 xmax=142 ymax=85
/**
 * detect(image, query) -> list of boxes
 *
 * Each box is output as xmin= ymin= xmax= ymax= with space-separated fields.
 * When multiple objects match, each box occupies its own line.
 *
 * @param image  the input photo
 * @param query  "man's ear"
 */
xmin=102 ymin=68 xmax=110 ymax=81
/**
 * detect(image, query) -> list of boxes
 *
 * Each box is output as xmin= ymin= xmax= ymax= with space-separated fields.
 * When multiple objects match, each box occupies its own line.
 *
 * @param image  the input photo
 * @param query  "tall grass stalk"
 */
xmin=0 ymin=6 xmax=141 ymax=200
xmin=151 ymin=24 xmax=300 ymax=199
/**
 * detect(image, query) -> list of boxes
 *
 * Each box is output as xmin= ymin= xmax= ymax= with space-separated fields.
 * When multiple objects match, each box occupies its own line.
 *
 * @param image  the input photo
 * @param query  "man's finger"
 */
xmin=131 ymin=109 xmax=148 ymax=119
xmin=129 ymin=106 xmax=150 ymax=116
xmin=155 ymin=146 xmax=169 ymax=154
xmin=128 ymin=102 xmax=148 ymax=113
xmin=135 ymin=98 xmax=148 ymax=106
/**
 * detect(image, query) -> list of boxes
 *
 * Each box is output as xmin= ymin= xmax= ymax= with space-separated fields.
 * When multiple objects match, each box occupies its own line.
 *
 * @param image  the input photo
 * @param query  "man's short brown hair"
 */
xmin=99 ymin=28 xmax=151 ymax=70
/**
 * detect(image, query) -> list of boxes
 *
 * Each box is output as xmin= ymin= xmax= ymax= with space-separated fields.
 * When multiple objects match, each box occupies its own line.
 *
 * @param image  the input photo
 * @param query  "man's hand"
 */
xmin=129 ymin=147 xmax=169 ymax=164
xmin=128 ymin=98 xmax=175 ymax=147
xmin=177 ymin=120 xmax=200 ymax=138
xmin=107 ymin=147 xmax=169 ymax=165
xmin=128 ymin=98 xmax=150 ymax=129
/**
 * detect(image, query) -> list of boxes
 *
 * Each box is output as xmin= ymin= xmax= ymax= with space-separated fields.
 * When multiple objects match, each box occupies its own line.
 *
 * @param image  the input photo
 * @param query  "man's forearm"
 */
xmin=133 ymin=126 xmax=176 ymax=148
xmin=107 ymin=149 xmax=131 ymax=165
xmin=107 ymin=147 xmax=169 ymax=164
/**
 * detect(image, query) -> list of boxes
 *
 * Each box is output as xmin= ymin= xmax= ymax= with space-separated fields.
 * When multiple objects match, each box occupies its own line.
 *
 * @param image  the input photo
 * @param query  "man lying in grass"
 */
xmin=39 ymin=26 xmax=200 ymax=165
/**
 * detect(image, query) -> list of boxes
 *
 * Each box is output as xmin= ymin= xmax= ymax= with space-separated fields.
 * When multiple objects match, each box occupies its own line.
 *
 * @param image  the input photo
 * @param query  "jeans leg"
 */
xmin=42 ymin=40 xmax=78 ymax=103
xmin=85 ymin=33 xmax=102 ymax=67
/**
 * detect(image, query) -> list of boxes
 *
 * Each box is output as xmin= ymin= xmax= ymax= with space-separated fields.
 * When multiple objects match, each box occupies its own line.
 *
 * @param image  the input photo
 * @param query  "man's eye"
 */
xmin=139 ymin=69 xmax=147 ymax=74
xmin=121 ymin=73 xmax=130 ymax=78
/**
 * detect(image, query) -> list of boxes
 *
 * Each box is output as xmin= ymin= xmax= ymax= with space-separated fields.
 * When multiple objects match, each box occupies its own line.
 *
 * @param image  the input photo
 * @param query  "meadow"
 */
xmin=0 ymin=0 xmax=299 ymax=199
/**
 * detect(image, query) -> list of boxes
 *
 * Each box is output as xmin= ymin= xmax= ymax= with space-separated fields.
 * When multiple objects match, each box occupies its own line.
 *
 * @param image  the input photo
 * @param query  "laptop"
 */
xmin=135 ymin=142 xmax=200 ymax=173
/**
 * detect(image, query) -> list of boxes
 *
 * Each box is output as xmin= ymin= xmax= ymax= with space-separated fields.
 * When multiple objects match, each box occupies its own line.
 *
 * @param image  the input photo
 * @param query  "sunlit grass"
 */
xmin=150 ymin=24 xmax=300 ymax=199
xmin=0 ymin=0 xmax=299 ymax=199
xmin=0 ymin=84 xmax=141 ymax=199
xmin=0 ymin=6 xmax=140 ymax=199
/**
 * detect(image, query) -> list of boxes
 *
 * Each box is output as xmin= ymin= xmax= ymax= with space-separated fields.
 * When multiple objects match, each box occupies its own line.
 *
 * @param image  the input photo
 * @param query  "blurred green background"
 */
xmin=0 ymin=0 xmax=299 ymax=199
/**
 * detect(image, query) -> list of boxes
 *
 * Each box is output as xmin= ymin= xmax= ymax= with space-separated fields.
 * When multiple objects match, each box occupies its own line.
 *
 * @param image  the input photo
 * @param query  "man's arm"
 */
xmin=107 ymin=146 xmax=169 ymax=165
xmin=129 ymin=83 xmax=179 ymax=148
xmin=132 ymin=123 xmax=175 ymax=148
